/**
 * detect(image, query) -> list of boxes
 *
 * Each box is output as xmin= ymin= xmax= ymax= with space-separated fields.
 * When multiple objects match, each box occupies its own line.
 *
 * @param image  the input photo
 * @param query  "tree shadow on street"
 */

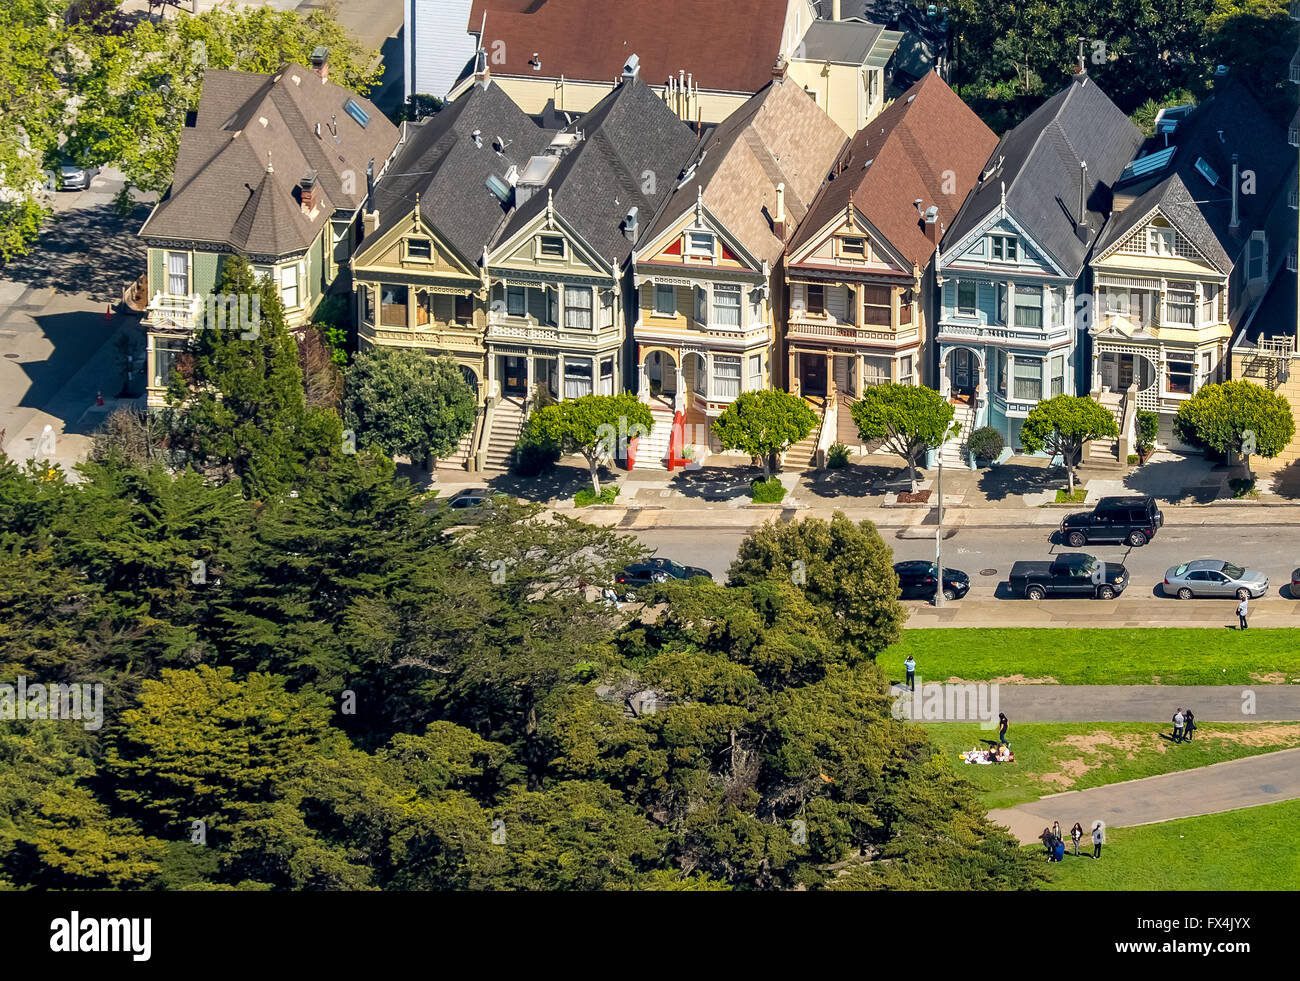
xmin=1120 ymin=456 xmax=1223 ymax=504
xmin=803 ymin=463 xmax=904 ymax=499
xmin=672 ymin=463 xmax=764 ymax=501
xmin=977 ymin=459 xmax=1060 ymax=501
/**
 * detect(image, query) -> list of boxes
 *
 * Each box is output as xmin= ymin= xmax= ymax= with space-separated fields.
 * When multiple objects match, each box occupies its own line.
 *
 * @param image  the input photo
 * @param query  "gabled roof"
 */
xmin=360 ymin=81 xmax=552 ymax=267
xmin=641 ymin=75 xmax=846 ymax=267
xmin=790 ymin=71 xmax=997 ymax=267
xmin=464 ymin=0 xmax=793 ymax=93
xmin=942 ymin=73 xmax=1144 ymax=276
xmin=140 ymin=66 xmax=399 ymax=256
xmin=1097 ymin=82 xmax=1292 ymax=270
xmin=496 ymin=76 xmax=700 ymax=268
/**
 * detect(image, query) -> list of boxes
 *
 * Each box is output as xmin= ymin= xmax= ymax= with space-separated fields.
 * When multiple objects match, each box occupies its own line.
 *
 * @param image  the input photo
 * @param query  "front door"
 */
xmin=1118 ymin=355 xmax=1134 ymax=389
xmin=502 ymin=356 xmax=527 ymax=397
xmin=800 ymin=355 xmax=827 ymax=397
xmin=953 ymin=350 xmax=974 ymax=394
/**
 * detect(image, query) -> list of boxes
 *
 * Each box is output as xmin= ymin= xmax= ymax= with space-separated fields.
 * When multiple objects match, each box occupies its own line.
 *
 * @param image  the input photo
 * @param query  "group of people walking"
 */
xmin=1040 ymin=821 xmax=1105 ymax=861
xmin=1172 ymin=707 xmax=1196 ymax=743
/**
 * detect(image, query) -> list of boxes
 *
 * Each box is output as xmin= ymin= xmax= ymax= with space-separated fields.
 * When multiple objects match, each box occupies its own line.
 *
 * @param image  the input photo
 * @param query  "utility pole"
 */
xmin=934 ymin=457 xmax=945 ymax=607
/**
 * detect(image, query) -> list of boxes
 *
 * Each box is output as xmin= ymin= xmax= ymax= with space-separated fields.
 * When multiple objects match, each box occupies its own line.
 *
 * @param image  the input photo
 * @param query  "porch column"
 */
xmin=638 ymin=349 xmax=649 ymax=404
xmin=1006 ymin=352 xmax=1015 ymax=403
xmin=487 ymin=348 xmax=498 ymax=400
xmin=526 ymin=351 xmax=535 ymax=396
xmin=825 ymin=351 xmax=834 ymax=396
xmin=938 ymin=349 xmax=951 ymax=399
xmin=788 ymin=349 xmax=797 ymax=395
xmin=557 ymin=353 xmax=565 ymax=400
xmin=1091 ymin=349 xmax=1102 ymax=396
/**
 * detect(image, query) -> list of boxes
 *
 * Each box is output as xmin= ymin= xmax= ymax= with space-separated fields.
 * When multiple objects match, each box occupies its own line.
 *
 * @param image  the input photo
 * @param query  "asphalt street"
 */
xmin=630 ymin=523 xmax=1300 ymax=600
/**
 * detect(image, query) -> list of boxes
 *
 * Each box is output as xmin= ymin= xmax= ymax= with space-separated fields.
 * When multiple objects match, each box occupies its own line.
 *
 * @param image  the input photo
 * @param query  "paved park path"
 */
xmin=987 ymin=748 xmax=1300 ymax=843
xmin=943 ymin=684 xmax=1300 ymax=723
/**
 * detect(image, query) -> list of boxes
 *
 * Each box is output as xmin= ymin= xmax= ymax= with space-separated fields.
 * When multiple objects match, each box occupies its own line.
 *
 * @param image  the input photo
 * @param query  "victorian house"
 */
xmin=1091 ymin=81 xmax=1294 ymax=450
xmin=137 ymin=51 xmax=399 ymax=407
xmin=784 ymin=71 xmax=995 ymax=417
xmin=349 ymin=75 xmax=551 ymax=468
xmin=630 ymin=64 xmax=845 ymax=460
xmin=935 ymin=72 xmax=1142 ymax=452
xmin=477 ymin=62 xmax=700 ymax=466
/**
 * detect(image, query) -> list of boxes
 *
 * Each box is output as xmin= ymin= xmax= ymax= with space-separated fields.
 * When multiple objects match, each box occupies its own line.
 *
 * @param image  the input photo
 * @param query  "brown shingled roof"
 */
xmin=467 ymin=0 xmax=792 ymax=93
xmin=791 ymin=72 xmax=997 ymax=267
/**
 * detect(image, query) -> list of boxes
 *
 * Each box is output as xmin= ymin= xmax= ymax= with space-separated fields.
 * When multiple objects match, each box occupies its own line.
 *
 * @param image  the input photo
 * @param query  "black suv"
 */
xmin=615 ymin=558 xmax=713 ymax=599
xmin=893 ymin=561 xmax=970 ymax=601
xmin=1061 ymin=495 xmax=1164 ymax=547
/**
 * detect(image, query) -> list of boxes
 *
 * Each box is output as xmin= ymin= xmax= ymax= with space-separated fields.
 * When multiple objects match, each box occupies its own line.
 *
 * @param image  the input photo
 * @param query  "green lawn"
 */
xmin=891 ymin=628 xmax=1300 ymax=685
xmin=1038 ymin=799 xmax=1300 ymax=890
xmin=926 ymin=722 xmax=1300 ymax=809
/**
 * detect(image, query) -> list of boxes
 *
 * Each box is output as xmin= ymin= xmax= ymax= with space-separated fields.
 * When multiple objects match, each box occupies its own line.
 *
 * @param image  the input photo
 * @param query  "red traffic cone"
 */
xmin=96 ymin=391 xmax=104 ymax=406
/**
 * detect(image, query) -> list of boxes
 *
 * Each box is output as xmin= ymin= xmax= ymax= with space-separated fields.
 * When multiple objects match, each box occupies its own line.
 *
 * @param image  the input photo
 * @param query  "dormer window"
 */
xmin=989 ymin=235 xmax=1017 ymax=262
xmin=686 ymin=231 xmax=714 ymax=257
xmin=539 ymin=234 xmax=565 ymax=258
xmin=840 ymin=237 xmax=866 ymax=258
xmin=406 ymin=238 xmax=432 ymax=260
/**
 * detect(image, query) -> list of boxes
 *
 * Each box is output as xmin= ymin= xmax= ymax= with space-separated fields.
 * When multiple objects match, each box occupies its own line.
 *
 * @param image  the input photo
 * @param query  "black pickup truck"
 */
xmin=1008 ymin=553 xmax=1129 ymax=600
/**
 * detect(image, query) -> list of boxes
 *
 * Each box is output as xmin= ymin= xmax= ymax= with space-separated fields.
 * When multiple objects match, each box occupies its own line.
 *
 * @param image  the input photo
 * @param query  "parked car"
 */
xmin=432 ymin=487 xmax=506 ymax=521
xmin=1291 ymin=567 xmax=1300 ymax=599
xmin=615 ymin=558 xmax=712 ymax=600
xmin=893 ymin=560 xmax=970 ymax=601
xmin=1162 ymin=559 xmax=1268 ymax=600
xmin=1060 ymin=495 xmax=1164 ymax=547
xmin=45 ymin=154 xmax=100 ymax=191
xmin=1008 ymin=553 xmax=1129 ymax=600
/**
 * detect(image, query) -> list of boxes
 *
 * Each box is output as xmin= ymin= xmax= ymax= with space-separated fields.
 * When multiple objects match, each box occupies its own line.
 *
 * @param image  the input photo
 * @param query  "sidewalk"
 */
xmin=893 ymin=684 xmax=1300 ymax=722
xmin=905 ymin=596 xmax=1300 ymax=628
xmin=986 ymin=748 xmax=1300 ymax=842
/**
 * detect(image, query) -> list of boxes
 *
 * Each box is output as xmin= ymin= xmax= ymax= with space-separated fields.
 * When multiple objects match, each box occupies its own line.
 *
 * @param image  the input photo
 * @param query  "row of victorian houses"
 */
xmin=138 ymin=39 xmax=1298 ymax=472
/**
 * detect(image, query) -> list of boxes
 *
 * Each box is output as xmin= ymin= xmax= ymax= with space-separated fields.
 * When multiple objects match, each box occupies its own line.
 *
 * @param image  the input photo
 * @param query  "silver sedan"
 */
xmin=1162 ymin=559 xmax=1269 ymax=600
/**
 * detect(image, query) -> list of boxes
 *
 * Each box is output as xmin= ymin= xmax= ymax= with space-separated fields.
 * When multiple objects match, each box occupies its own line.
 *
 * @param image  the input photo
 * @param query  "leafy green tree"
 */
xmin=1019 ymin=394 xmax=1119 ymax=493
xmin=1173 ymin=379 xmax=1295 ymax=478
xmin=164 ymin=256 xmax=342 ymax=498
xmin=525 ymin=393 xmax=653 ymax=494
xmin=711 ymin=389 xmax=818 ymax=480
xmin=849 ymin=384 xmax=956 ymax=491
xmin=728 ymin=513 xmax=906 ymax=660
xmin=343 ymin=349 xmax=477 ymax=468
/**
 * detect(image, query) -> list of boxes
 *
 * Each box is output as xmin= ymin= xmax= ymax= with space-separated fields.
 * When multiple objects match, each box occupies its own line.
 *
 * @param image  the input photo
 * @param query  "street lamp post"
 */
xmin=935 ymin=457 xmax=945 ymax=607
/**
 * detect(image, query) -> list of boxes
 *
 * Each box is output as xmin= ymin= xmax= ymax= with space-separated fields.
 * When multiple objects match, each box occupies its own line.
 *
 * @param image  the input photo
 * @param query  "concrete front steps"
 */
xmin=633 ymin=403 xmax=674 ymax=470
xmin=435 ymin=428 xmax=476 ymax=471
xmin=938 ymin=400 xmax=975 ymax=468
xmin=782 ymin=398 xmax=825 ymax=470
xmin=483 ymin=397 xmax=525 ymax=471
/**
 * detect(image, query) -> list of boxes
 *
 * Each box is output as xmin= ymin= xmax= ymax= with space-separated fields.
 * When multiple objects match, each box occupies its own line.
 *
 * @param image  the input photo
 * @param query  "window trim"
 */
xmin=989 ymin=234 xmax=1018 ymax=263
xmin=685 ymin=231 xmax=714 ymax=258
xmin=956 ymin=280 xmax=977 ymax=317
xmin=839 ymin=236 xmax=867 ymax=259
xmin=405 ymin=237 xmax=433 ymax=262
xmin=654 ymin=283 xmax=676 ymax=317
xmin=538 ymin=234 xmax=566 ymax=260
xmin=166 ymin=251 xmax=191 ymax=297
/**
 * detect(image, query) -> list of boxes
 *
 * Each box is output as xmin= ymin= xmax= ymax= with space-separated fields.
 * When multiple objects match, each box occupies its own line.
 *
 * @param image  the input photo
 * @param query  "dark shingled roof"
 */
xmin=360 ymin=81 xmax=553 ymax=267
xmin=140 ymin=66 xmax=400 ymax=257
xmin=942 ymin=74 xmax=1144 ymax=277
xmin=1096 ymin=82 xmax=1292 ymax=272
xmin=497 ymin=77 xmax=700 ymax=268
xmin=790 ymin=71 xmax=997 ymax=268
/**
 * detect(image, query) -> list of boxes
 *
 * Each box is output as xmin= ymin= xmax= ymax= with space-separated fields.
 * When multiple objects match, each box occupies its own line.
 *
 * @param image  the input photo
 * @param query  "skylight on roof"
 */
xmin=1120 ymin=146 xmax=1175 ymax=181
xmin=1194 ymin=156 xmax=1219 ymax=186
xmin=344 ymin=98 xmax=370 ymax=128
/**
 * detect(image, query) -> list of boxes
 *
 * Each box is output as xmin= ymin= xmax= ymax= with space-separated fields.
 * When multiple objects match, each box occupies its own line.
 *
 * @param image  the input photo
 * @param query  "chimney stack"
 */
xmin=924 ymin=205 xmax=940 ymax=244
xmin=473 ymin=47 xmax=491 ymax=88
xmin=623 ymin=206 xmax=639 ymax=242
xmin=300 ymin=171 xmax=319 ymax=213
xmin=771 ymin=56 xmax=788 ymax=81
xmin=774 ymin=182 xmax=787 ymax=240
xmin=1078 ymin=160 xmax=1089 ymax=231
xmin=623 ymin=54 xmax=640 ymax=83
xmin=310 ymin=46 xmax=330 ymax=82
xmin=1229 ymin=154 xmax=1240 ymax=229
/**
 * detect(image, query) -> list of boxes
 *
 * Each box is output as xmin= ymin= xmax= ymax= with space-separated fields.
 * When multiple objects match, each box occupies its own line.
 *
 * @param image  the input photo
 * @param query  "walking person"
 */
xmin=998 ymin=712 xmax=1009 ymax=746
xmin=1070 ymin=822 xmax=1084 ymax=856
xmin=1051 ymin=821 xmax=1062 ymax=847
xmin=904 ymin=655 xmax=916 ymax=692
xmin=1237 ymin=595 xmax=1249 ymax=630
xmin=1184 ymin=708 xmax=1196 ymax=742
xmin=1173 ymin=708 xmax=1185 ymax=743
xmin=1091 ymin=821 xmax=1105 ymax=860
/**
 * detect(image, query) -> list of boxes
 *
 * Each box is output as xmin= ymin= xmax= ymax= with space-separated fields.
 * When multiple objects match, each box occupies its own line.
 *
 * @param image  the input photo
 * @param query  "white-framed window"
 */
xmin=1200 ymin=350 xmax=1213 ymax=385
xmin=694 ymin=285 xmax=708 ymax=324
xmin=1247 ymin=232 xmax=1267 ymax=281
xmin=1201 ymin=284 xmax=1220 ymax=323
xmin=989 ymin=235 xmax=1018 ymax=262
xmin=599 ymin=357 xmax=615 ymax=396
xmin=1047 ymin=286 xmax=1066 ymax=328
xmin=167 ymin=251 xmax=190 ymax=296
xmin=748 ymin=353 xmax=762 ymax=390
xmin=563 ymin=357 xmax=593 ymax=398
xmin=1013 ymin=284 xmax=1042 ymax=328
xmin=507 ymin=285 xmax=526 ymax=317
xmin=898 ymin=354 xmax=915 ymax=386
xmin=840 ymin=236 xmax=866 ymax=258
xmin=281 ymin=263 xmax=300 ymax=309
xmin=1013 ymin=357 xmax=1042 ymax=401
xmin=380 ymin=283 xmax=408 ymax=326
xmin=153 ymin=337 xmax=185 ymax=388
xmin=1050 ymin=354 xmax=1065 ymax=397
xmin=714 ymin=283 xmax=741 ymax=328
xmin=654 ymin=283 xmax=676 ymax=316
xmin=862 ymin=355 xmax=890 ymax=386
xmin=406 ymin=238 xmax=432 ymax=261
xmin=1148 ymin=226 xmax=1176 ymax=256
xmin=957 ymin=280 xmax=977 ymax=316
xmin=686 ymin=231 xmax=714 ymax=257
xmin=1165 ymin=288 xmax=1195 ymax=325
xmin=564 ymin=285 xmax=592 ymax=330
xmin=539 ymin=234 xmax=566 ymax=259
xmin=713 ymin=355 xmax=741 ymax=398
xmin=1166 ymin=355 xmax=1194 ymax=394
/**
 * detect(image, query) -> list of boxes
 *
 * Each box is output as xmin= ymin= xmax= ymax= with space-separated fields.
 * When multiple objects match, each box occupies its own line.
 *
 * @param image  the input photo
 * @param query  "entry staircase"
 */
xmin=483 ymin=397 xmax=526 ymax=471
xmin=937 ymin=400 xmax=975 ymax=469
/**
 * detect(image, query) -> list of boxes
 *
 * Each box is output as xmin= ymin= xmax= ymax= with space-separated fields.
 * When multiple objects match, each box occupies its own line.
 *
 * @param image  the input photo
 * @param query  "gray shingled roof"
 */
xmin=140 ymin=66 xmax=400 ymax=257
xmin=1097 ymin=82 xmax=1292 ymax=272
xmin=496 ymin=76 xmax=701 ymax=268
xmin=359 ymin=81 xmax=553 ymax=268
xmin=942 ymin=74 xmax=1144 ymax=277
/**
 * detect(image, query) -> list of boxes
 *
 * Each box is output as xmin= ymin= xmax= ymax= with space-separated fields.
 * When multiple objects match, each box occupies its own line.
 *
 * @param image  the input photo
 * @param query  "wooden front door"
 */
xmin=800 ymin=355 xmax=828 ymax=397
xmin=953 ymin=350 xmax=974 ymax=394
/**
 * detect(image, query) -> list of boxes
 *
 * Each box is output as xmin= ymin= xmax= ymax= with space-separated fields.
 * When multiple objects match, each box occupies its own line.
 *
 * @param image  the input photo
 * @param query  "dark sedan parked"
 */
xmin=893 ymin=561 xmax=970 ymax=602
xmin=615 ymin=558 xmax=713 ymax=599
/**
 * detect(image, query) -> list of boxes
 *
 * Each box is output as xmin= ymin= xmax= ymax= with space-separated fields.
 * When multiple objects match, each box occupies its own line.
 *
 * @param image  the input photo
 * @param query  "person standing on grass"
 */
xmin=1052 ymin=820 xmax=1062 ymax=847
xmin=1070 ymin=822 xmax=1084 ymax=856
xmin=1091 ymin=821 xmax=1105 ymax=860
xmin=1173 ymin=708 xmax=1185 ymax=743
xmin=1184 ymin=708 xmax=1196 ymax=741
xmin=1237 ymin=596 xmax=1249 ymax=630
xmin=904 ymin=654 xmax=916 ymax=692
xmin=998 ymin=712 xmax=1009 ymax=746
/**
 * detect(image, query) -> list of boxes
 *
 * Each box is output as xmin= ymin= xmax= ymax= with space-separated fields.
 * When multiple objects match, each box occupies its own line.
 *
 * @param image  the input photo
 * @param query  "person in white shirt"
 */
xmin=1236 ymin=596 xmax=1249 ymax=630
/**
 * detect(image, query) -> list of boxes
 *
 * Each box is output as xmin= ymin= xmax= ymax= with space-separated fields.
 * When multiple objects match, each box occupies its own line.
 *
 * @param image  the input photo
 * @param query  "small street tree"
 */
xmin=1018 ymin=394 xmax=1118 ymax=494
xmin=1173 ymin=379 xmax=1295 ymax=479
xmin=712 ymin=390 xmax=818 ymax=480
xmin=848 ymin=384 xmax=956 ymax=491
xmin=525 ymin=392 xmax=653 ymax=495
xmin=343 ymin=349 xmax=477 ymax=469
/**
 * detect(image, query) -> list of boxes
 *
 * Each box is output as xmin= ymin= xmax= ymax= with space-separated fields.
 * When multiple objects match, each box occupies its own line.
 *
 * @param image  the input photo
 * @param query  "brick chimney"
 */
xmin=772 ymin=56 xmax=788 ymax=81
xmin=300 ymin=171 xmax=319 ymax=214
xmin=310 ymin=46 xmax=330 ymax=82
xmin=924 ymin=205 xmax=940 ymax=244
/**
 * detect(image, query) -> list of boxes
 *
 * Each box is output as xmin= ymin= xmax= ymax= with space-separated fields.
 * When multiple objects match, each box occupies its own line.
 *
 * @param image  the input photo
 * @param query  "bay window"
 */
xmin=1200 ymin=284 xmax=1220 ymax=323
xmin=996 ymin=350 xmax=1007 ymax=395
xmin=1165 ymin=287 xmax=1195 ymax=325
xmin=1013 ymin=357 xmax=1042 ymax=401
xmin=862 ymin=355 xmax=890 ymax=386
xmin=862 ymin=284 xmax=892 ymax=326
xmin=167 ymin=252 xmax=190 ymax=296
xmin=564 ymin=286 xmax=592 ymax=330
xmin=898 ymin=355 xmax=915 ymax=386
xmin=714 ymin=283 xmax=741 ymax=328
xmin=713 ymin=355 xmax=741 ymax=398
xmin=1166 ymin=355 xmax=1194 ymax=395
xmin=563 ymin=358 xmax=593 ymax=398
xmin=380 ymin=284 xmax=408 ymax=326
xmin=600 ymin=357 xmax=615 ymax=396
xmin=748 ymin=354 xmax=762 ymax=390
xmin=280 ymin=264 xmax=300 ymax=309
xmin=1050 ymin=354 xmax=1065 ymax=397
xmin=1013 ymin=285 xmax=1042 ymax=328
xmin=153 ymin=338 xmax=185 ymax=388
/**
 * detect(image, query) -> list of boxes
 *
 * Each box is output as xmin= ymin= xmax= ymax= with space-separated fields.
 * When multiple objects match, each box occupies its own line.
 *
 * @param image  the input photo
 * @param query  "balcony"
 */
xmin=143 ymin=292 xmax=202 ymax=330
xmin=485 ymin=313 xmax=617 ymax=348
xmin=936 ymin=319 xmax=1069 ymax=348
xmin=786 ymin=313 xmax=918 ymax=347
